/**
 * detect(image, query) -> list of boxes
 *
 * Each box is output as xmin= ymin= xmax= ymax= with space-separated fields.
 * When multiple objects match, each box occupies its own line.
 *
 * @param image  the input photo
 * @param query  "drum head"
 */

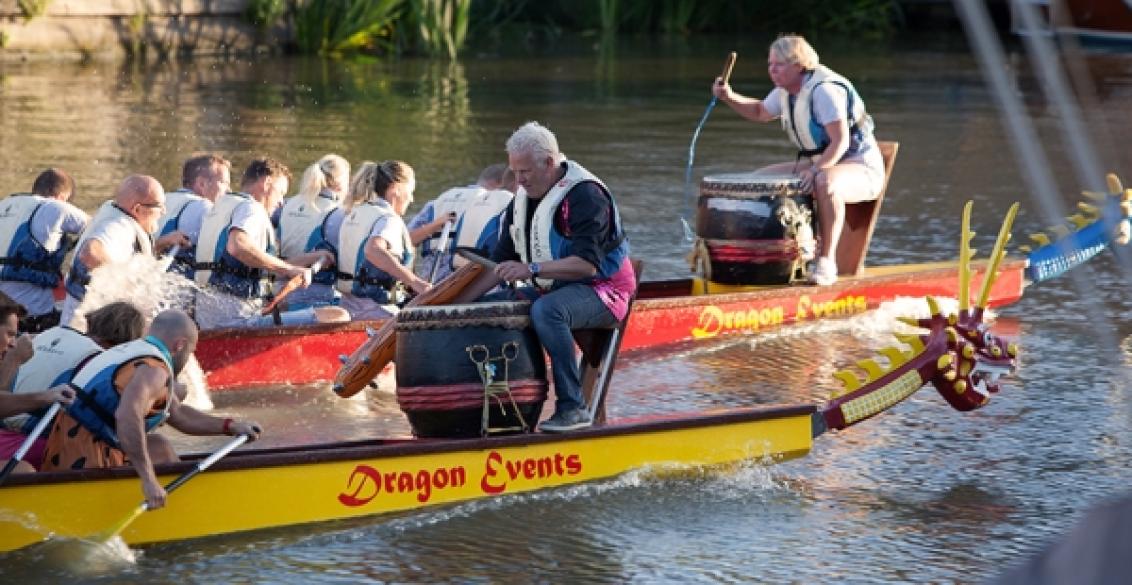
xmin=700 ymin=171 xmax=807 ymax=199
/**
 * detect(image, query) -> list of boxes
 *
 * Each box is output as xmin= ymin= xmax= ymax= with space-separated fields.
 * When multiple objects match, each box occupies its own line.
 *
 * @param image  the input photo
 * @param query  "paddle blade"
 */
xmin=98 ymin=504 xmax=146 ymax=542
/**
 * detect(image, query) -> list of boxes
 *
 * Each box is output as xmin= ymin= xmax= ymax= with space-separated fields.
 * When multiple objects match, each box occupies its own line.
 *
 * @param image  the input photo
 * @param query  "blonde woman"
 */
xmin=334 ymin=161 xmax=431 ymax=320
xmin=275 ymin=154 xmax=350 ymax=309
xmin=712 ymin=34 xmax=884 ymax=286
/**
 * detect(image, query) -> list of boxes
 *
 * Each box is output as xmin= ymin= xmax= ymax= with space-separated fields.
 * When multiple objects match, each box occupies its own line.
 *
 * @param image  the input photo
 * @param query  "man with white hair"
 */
xmin=484 ymin=121 xmax=636 ymax=432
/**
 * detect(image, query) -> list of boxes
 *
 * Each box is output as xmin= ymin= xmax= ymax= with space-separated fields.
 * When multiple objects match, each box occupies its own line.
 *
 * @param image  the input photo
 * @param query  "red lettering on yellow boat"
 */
xmin=337 ymin=464 xmax=467 ymax=507
xmin=338 ymin=465 xmax=381 ymax=507
xmin=480 ymin=450 xmax=584 ymax=495
xmin=691 ymin=305 xmax=785 ymax=339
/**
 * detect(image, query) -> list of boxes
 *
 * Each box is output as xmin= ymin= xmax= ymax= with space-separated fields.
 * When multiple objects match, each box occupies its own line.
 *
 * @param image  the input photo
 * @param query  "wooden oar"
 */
xmin=0 ymin=401 xmax=61 ymax=485
xmin=97 ymin=433 xmax=249 ymax=542
xmin=682 ymin=51 xmax=737 ymax=241
xmin=428 ymin=220 xmax=455 ymax=284
xmin=261 ymin=259 xmax=323 ymax=316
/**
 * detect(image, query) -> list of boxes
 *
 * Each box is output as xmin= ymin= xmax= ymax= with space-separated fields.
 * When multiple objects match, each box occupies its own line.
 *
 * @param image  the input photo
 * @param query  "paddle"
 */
xmin=428 ymin=220 xmax=455 ymax=284
xmin=682 ymin=51 xmax=738 ymax=242
xmin=157 ymin=244 xmax=181 ymax=273
xmin=0 ymin=401 xmax=61 ymax=485
xmin=261 ymin=259 xmax=324 ymax=316
xmin=97 ymin=433 xmax=249 ymax=542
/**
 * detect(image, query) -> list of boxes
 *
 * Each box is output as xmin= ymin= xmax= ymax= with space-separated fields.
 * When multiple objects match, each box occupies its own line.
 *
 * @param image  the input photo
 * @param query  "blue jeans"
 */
xmin=482 ymin=283 xmax=616 ymax=413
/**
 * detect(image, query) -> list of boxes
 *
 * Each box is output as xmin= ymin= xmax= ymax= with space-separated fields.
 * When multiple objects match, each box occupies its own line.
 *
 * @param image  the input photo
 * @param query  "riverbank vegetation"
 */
xmin=247 ymin=0 xmax=901 ymax=59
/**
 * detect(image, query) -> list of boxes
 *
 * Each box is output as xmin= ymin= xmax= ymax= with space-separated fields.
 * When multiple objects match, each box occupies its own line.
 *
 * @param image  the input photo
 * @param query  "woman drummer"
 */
xmin=712 ymin=34 xmax=884 ymax=286
xmin=333 ymin=161 xmax=431 ymax=319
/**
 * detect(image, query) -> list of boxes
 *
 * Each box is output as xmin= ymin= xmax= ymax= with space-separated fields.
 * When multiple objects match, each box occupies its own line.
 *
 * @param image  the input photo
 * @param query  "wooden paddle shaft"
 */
xmin=721 ymin=52 xmax=737 ymax=85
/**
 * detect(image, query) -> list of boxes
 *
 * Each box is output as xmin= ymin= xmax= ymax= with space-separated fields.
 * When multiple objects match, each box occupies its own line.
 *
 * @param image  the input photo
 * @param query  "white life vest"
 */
xmin=510 ymin=160 xmax=622 ymax=289
xmin=335 ymin=200 xmax=412 ymax=299
xmin=159 ymin=189 xmax=205 ymax=237
xmin=65 ymin=336 xmax=176 ymax=448
xmin=453 ymin=189 xmax=513 ymax=268
xmin=277 ymin=192 xmax=339 ymax=260
xmin=0 ymin=193 xmax=74 ymax=288
xmin=4 ymin=326 xmax=102 ymax=432
xmin=777 ymin=65 xmax=874 ymax=159
xmin=195 ymin=193 xmax=276 ymax=299
xmin=421 ymin=186 xmax=513 ymax=269
xmin=64 ymin=201 xmax=154 ymax=301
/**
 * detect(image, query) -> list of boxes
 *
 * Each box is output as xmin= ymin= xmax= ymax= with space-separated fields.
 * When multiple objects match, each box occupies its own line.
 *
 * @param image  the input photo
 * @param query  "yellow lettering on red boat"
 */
xmin=691 ymin=305 xmax=785 ymax=339
xmin=337 ymin=463 xmax=467 ymax=506
xmin=796 ymin=295 xmax=867 ymax=321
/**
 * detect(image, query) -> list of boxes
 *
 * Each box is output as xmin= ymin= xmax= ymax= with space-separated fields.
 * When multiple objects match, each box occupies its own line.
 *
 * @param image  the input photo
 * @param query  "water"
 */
xmin=3 ymin=33 xmax=1132 ymax=582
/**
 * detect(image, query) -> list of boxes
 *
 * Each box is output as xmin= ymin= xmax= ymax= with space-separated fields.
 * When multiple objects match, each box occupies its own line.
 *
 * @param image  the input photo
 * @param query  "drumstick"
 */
xmin=682 ymin=51 xmax=739 ymax=242
xmin=261 ymin=259 xmax=323 ymax=316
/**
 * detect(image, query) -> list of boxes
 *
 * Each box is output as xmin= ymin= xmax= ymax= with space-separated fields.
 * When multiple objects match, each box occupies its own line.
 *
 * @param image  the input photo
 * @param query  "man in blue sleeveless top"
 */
xmin=484 ymin=122 xmax=637 ymax=433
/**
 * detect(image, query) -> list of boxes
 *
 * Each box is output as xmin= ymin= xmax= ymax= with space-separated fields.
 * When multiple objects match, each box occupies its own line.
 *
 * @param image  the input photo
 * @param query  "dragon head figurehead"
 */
xmin=820 ymin=201 xmax=1020 ymax=431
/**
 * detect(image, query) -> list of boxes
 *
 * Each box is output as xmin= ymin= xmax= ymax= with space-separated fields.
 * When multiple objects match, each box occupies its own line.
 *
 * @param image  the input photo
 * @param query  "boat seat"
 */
xmin=835 ymin=141 xmax=899 ymax=277
xmin=572 ymin=259 xmax=644 ymax=425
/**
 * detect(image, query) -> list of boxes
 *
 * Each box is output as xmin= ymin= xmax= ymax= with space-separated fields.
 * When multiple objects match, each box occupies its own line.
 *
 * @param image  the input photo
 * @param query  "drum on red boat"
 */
xmin=395 ymin=302 xmax=548 ymax=438
xmin=696 ymin=171 xmax=817 ymax=284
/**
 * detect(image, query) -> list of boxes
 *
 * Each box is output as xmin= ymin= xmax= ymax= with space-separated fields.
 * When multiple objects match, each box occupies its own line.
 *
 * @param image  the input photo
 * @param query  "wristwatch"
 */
xmin=528 ymin=262 xmax=541 ymax=277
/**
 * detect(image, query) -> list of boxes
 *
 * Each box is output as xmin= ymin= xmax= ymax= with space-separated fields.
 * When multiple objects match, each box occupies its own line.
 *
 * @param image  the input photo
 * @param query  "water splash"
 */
xmin=0 ymin=535 xmax=139 ymax=579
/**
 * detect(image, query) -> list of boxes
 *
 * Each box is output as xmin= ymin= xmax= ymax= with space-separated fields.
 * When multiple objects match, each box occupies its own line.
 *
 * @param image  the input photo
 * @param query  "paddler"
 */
xmin=60 ymin=175 xmax=191 ymax=329
xmin=481 ymin=121 xmax=636 ymax=433
xmin=40 ymin=309 xmax=262 ymax=510
xmin=334 ymin=160 xmax=431 ymax=319
xmin=712 ymin=34 xmax=884 ymax=286
xmin=0 ymin=301 xmax=145 ymax=474
xmin=274 ymin=154 xmax=350 ymax=311
xmin=158 ymin=154 xmax=233 ymax=278
xmin=0 ymin=168 xmax=90 ymax=332
xmin=193 ymin=157 xmax=340 ymax=329
xmin=407 ymin=163 xmax=516 ymax=283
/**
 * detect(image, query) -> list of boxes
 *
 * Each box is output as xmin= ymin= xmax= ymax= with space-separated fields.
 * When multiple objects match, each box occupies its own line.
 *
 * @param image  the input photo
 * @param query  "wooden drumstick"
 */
xmin=721 ymin=51 xmax=737 ymax=85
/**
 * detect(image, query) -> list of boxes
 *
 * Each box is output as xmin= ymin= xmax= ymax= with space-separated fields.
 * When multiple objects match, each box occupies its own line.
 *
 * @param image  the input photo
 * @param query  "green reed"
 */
xmin=293 ymin=0 xmax=403 ymax=57
xmin=407 ymin=0 xmax=472 ymax=59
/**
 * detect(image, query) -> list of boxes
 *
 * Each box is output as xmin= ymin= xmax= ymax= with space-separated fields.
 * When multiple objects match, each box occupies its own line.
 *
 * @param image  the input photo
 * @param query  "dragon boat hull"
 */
xmin=0 ymin=404 xmax=814 ymax=552
xmin=195 ymin=259 xmax=1025 ymax=390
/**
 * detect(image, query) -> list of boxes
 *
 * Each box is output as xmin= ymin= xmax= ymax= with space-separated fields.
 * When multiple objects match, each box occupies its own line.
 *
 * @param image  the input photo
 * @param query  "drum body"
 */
xmin=696 ymin=172 xmax=816 ymax=284
xmin=395 ymin=302 xmax=548 ymax=438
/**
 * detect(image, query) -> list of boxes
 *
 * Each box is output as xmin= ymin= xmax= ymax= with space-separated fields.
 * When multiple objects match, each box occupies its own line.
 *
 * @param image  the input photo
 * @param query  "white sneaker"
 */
xmin=809 ymin=257 xmax=838 ymax=286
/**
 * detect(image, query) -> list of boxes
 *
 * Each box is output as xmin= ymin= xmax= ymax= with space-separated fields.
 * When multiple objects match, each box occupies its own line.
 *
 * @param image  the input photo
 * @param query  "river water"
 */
xmin=3 ymin=32 xmax=1132 ymax=583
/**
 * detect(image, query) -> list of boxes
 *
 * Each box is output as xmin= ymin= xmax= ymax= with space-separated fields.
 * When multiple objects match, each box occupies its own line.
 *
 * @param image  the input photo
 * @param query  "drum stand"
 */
xmin=467 ymin=341 xmax=529 ymax=436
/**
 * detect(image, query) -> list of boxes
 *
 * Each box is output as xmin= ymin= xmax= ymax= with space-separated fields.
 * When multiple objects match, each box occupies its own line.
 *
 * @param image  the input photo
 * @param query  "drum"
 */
xmin=395 ymin=302 xmax=548 ymax=438
xmin=695 ymin=171 xmax=817 ymax=285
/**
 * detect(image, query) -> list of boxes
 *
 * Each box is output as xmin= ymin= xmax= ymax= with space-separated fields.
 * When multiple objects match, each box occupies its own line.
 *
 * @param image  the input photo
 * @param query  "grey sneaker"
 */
xmin=539 ymin=407 xmax=592 ymax=433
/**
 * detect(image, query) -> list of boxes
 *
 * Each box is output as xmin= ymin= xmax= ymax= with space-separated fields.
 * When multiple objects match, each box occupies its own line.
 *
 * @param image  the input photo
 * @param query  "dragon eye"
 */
xmin=982 ymin=331 xmax=993 ymax=346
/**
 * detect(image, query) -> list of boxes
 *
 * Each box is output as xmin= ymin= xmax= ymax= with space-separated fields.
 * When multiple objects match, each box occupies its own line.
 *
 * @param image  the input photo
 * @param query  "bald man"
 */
xmin=41 ymin=309 xmax=261 ymax=509
xmin=61 ymin=175 xmax=191 ymax=329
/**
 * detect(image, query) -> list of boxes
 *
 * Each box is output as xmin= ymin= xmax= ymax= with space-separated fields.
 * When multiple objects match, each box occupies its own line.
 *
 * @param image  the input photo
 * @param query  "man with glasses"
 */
xmin=61 ymin=175 xmax=189 ymax=329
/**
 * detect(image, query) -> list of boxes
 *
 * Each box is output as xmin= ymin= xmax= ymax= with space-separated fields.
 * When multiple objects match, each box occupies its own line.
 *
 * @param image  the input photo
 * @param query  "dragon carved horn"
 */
xmin=975 ymin=202 xmax=1019 ymax=315
xmin=958 ymin=201 xmax=975 ymax=315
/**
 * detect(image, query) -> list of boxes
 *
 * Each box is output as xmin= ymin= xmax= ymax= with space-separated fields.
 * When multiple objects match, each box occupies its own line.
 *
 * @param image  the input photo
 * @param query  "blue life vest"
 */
xmin=0 ymin=194 xmax=77 ymax=288
xmin=194 ymin=193 xmax=277 ymax=300
xmin=64 ymin=336 xmax=175 ymax=448
xmin=509 ymin=160 xmax=629 ymax=290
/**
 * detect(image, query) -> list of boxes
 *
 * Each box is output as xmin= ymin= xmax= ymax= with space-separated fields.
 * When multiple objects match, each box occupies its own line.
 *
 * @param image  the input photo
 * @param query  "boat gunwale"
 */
xmin=198 ymin=258 xmax=1027 ymax=339
xmin=2 ymin=403 xmax=816 ymax=488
